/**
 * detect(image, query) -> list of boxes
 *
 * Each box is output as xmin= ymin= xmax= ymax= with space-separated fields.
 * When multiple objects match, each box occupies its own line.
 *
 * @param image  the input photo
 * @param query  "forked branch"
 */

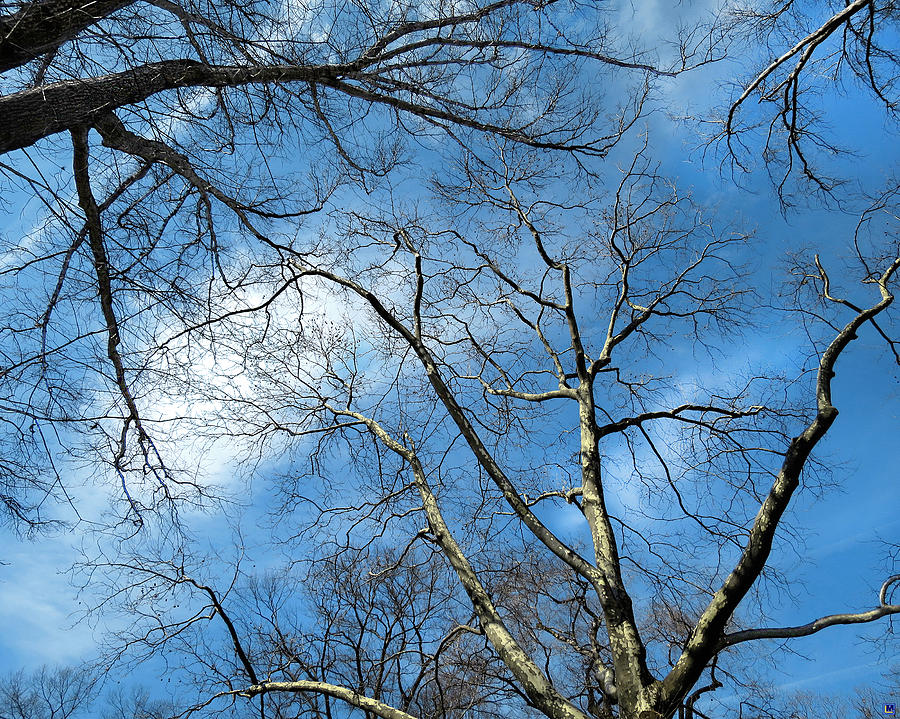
xmin=659 ymin=254 xmax=900 ymax=713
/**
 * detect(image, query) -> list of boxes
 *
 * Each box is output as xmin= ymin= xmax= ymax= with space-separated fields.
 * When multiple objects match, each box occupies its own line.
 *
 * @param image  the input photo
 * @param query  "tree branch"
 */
xmin=408 ymin=448 xmax=591 ymax=719
xmin=726 ymin=0 xmax=874 ymax=135
xmin=70 ymin=125 xmax=144 ymax=462
xmin=659 ymin=254 xmax=900 ymax=714
xmin=0 ymin=0 xmax=136 ymax=73
xmin=181 ymin=576 xmax=259 ymax=685
xmin=243 ymin=680 xmax=420 ymax=719
xmin=0 ymin=60 xmax=331 ymax=154
xmin=719 ymin=574 xmax=900 ymax=648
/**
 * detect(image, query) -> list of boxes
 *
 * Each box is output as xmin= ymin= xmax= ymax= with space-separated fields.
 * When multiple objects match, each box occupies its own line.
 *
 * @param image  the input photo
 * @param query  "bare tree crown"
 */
xmin=0 ymin=1 xmax=898 ymax=718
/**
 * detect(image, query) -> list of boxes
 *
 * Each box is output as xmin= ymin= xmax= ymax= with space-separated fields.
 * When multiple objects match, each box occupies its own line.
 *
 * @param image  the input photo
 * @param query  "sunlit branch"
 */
xmin=726 ymin=0 xmax=873 ymax=136
xmin=407 ymin=448 xmax=591 ymax=719
xmin=289 ymin=260 xmax=606 ymax=592
xmin=242 ymin=680 xmax=420 ymax=719
xmin=659 ymin=254 xmax=900 ymax=713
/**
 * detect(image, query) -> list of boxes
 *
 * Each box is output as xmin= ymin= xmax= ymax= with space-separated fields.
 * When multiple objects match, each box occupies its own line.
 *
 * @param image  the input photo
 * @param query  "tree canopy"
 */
xmin=0 ymin=1 xmax=898 ymax=718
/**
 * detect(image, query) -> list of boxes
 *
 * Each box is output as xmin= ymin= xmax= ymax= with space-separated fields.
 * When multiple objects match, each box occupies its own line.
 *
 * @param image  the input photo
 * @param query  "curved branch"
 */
xmin=719 ymin=574 xmax=900 ymax=648
xmin=244 ymin=680 xmax=419 ymax=719
xmin=659 ymin=255 xmax=900 ymax=713
xmin=726 ymin=0 xmax=873 ymax=134
xmin=596 ymin=404 xmax=764 ymax=439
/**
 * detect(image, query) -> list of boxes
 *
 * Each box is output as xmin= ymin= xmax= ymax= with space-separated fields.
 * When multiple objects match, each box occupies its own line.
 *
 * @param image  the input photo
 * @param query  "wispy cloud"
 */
xmin=0 ymin=532 xmax=96 ymax=670
xmin=773 ymin=658 xmax=881 ymax=693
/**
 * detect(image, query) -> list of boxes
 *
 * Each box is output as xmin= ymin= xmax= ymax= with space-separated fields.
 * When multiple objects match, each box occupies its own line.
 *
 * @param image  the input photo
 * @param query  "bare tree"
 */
xmin=0 ymin=666 xmax=180 ymax=719
xmin=2 ymin=2 xmax=898 ymax=718
xmin=720 ymin=0 xmax=900 ymax=202
xmin=0 ymin=665 xmax=95 ymax=719
xmin=100 ymin=686 xmax=177 ymax=719
xmin=851 ymin=664 xmax=900 ymax=719
xmin=71 ymin=140 xmax=900 ymax=719
xmin=0 ymin=0 xmax=720 ymax=530
xmin=717 ymin=664 xmax=900 ymax=718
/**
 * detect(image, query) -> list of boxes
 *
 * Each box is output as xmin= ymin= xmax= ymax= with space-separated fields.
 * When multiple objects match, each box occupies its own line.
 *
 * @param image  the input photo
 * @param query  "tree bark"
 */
xmin=0 ymin=0 xmax=137 ymax=73
xmin=0 ymin=60 xmax=330 ymax=154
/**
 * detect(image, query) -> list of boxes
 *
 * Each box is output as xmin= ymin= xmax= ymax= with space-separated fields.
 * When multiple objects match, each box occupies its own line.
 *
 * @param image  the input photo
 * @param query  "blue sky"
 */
xmin=649 ymin=40 xmax=900 ymax=704
xmin=1 ymin=1 xmax=900 ymax=717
